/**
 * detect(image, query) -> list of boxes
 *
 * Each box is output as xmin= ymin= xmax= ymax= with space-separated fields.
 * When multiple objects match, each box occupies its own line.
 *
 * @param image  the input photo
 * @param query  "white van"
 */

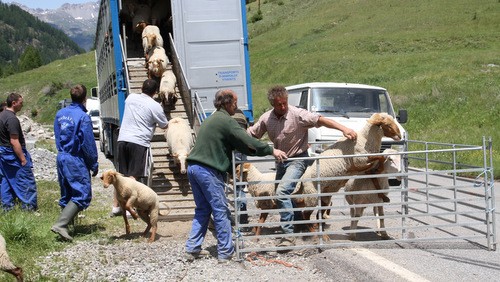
xmin=86 ymin=98 xmax=101 ymax=138
xmin=286 ymin=82 xmax=408 ymax=155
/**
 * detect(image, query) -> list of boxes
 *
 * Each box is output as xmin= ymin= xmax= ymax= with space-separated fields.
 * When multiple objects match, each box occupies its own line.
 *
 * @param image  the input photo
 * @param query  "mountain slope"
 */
xmin=246 ymin=0 xmax=499 ymax=176
xmin=0 ymin=2 xmax=84 ymax=72
xmin=17 ymin=1 xmax=99 ymax=51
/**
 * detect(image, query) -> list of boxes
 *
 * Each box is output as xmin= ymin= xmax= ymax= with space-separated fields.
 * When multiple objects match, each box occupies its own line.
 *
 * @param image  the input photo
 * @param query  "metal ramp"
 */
xmin=126 ymin=56 xmax=195 ymax=222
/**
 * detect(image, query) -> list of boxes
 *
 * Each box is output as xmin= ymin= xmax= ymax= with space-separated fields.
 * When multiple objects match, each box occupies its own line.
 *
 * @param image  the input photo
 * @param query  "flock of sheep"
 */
xmin=122 ymin=0 xmax=178 ymax=109
xmin=236 ymin=112 xmax=403 ymax=240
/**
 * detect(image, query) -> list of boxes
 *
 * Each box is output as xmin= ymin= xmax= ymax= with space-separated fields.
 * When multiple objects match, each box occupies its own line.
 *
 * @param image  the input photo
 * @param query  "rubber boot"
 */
xmin=51 ymin=201 xmax=80 ymax=241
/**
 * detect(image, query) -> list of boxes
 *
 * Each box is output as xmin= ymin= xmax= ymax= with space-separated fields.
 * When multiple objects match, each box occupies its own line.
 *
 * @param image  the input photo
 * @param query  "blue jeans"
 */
xmin=185 ymin=163 xmax=234 ymax=260
xmin=0 ymin=147 xmax=37 ymax=211
xmin=275 ymin=153 xmax=312 ymax=234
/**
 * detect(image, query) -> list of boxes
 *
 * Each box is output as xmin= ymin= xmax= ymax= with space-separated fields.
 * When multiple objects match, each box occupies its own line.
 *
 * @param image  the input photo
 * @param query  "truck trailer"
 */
xmin=94 ymin=0 xmax=253 ymax=220
xmin=95 ymin=0 xmax=253 ymax=158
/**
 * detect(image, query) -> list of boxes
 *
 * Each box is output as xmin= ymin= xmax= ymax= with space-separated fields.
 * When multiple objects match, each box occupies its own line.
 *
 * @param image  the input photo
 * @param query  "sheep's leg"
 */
xmin=125 ymin=198 xmax=139 ymax=220
xmin=120 ymin=203 xmax=131 ymax=235
xmin=375 ymin=205 xmax=390 ymax=239
xmin=253 ymin=212 xmax=269 ymax=239
xmin=351 ymin=155 xmax=386 ymax=173
xmin=137 ymin=210 xmax=152 ymax=239
xmin=349 ymin=207 xmax=359 ymax=240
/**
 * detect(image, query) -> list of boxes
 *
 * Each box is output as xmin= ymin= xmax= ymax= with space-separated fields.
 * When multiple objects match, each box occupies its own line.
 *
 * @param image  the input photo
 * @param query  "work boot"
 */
xmin=51 ymin=201 xmax=80 ymax=241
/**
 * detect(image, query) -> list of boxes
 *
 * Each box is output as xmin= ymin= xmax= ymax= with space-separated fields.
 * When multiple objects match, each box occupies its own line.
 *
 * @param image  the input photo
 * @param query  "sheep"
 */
xmin=0 ymin=234 xmax=23 ymax=282
xmin=147 ymin=46 xmax=169 ymax=79
xmin=165 ymin=117 xmax=193 ymax=174
xmin=345 ymin=148 xmax=401 ymax=240
xmin=235 ymin=163 xmax=277 ymax=236
xmin=101 ymin=170 xmax=160 ymax=242
xmin=292 ymin=113 xmax=402 ymax=234
xmin=142 ymin=25 xmax=164 ymax=59
xmin=158 ymin=69 xmax=177 ymax=110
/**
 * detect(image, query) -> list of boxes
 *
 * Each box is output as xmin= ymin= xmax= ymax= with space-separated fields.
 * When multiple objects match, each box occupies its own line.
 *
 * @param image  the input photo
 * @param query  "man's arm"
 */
xmin=10 ymin=135 xmax=27 ymax=166
xmin=317 ymin=116 xmax=357 ymax=140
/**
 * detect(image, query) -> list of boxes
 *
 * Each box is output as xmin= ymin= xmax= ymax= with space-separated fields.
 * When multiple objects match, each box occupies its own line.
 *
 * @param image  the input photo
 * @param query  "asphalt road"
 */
xmin=244 ymin=156 xmax=499 ymax=281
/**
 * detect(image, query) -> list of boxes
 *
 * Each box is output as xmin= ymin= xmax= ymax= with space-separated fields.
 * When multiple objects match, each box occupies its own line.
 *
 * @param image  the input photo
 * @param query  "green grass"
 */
xmin=0 ymin=52 xmax=97 ymax=124
xmin=0 ymin=178 xmax=125 ymax=281
xmin=246 ymin=0 xmax=499 ymax=177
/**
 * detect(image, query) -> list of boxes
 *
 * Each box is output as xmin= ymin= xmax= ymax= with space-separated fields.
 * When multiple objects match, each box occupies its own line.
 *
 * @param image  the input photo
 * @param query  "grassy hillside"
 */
xmin=0 ymin=0 xmax=497 ymax=177
xmin=0 ymin=52 xmax=96 ymax=124
xmin=246 ymin=0 xmax=499 ymax=177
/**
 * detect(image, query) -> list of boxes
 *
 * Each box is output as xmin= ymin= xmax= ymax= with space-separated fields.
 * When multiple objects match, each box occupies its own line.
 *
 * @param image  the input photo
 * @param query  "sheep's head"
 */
xmin=135 ymin=21 xmax=148 ymax=33
xmin=101 ymin=170 xmax=118 ymax=188
xmin=144 ymin=33 xmax=157 ymax=51
xmin=368 ymin=113 xmax=401 ymax=141
xmin=234 ymin=163 xmax=252 ymax=180
xmin=148 ymin=59 xmax=165 ymax=77
xmin=382 ymin=149 xmax=402 ymax=180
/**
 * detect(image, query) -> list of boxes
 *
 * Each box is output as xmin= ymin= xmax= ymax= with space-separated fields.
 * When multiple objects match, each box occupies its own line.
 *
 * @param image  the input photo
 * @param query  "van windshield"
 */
xmin=308 ymin=88 xmax=393 ymax=117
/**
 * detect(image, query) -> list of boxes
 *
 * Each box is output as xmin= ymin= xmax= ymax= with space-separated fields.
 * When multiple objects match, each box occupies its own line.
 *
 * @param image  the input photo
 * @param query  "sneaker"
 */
xmin=185 ymin=249 xmax=211 ymax=261
xmin=276 ymin=237 xmax=296 ymax=253
xmin=217 ymin=253 xmax=234 ymax=264
xmin=111 ymin=206 xmax=122 ymax=217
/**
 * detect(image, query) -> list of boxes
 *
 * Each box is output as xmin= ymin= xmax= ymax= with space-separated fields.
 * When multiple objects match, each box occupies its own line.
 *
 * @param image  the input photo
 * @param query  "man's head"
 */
xmin=267 ymin=85 xmax=288 ymax=117
xmin=6 ymin=93 xmax=23 ymax=113
xmin=142 ymin=79 xmax=158 ymax=96
xmin=70 ymin=84 xmax=87 ymax=104
xmin=214 ymin=89 xmax=238 ymax=115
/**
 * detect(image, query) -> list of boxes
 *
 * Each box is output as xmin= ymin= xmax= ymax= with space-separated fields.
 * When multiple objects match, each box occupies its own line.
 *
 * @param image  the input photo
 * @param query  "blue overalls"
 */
xmin=0 ymin=146 xmax=37 ymax=211
xmin=54 ymin=103 xmax=98 ymax=210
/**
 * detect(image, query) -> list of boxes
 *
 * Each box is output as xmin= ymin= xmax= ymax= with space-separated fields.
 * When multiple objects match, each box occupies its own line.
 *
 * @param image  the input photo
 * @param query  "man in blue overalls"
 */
xmin=52 ymin=84 xmax=99 ymax=241
xmin=0 ymin=93 xmax=37 ymax=212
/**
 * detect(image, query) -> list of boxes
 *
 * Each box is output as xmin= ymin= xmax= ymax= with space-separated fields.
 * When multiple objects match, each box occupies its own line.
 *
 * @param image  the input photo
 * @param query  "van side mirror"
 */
xmin=91 ymin=87 xmax=98 ymax=99
xmin=397 ymin=109 xmax=408 ymax=123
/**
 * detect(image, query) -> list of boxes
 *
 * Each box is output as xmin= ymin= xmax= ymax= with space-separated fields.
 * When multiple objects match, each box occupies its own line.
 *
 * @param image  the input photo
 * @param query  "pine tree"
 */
xmin=18 ymin=45 xmax=42 ymax=72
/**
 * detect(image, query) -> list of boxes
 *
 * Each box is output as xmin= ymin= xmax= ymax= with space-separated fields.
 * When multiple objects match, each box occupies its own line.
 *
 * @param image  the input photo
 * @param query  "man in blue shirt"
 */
xmin=52 ymin=84 xmax=99 ymax=241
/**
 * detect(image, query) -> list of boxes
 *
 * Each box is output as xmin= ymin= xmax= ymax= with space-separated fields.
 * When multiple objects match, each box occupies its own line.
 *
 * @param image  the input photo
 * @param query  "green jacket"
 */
xmin=187 ymin=109 xmax=273 ymax=173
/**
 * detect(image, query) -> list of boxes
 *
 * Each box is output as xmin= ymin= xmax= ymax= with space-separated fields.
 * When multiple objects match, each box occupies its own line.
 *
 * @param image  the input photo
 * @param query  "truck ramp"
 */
xmin=127 ymin=57 xmax=195 ymax=222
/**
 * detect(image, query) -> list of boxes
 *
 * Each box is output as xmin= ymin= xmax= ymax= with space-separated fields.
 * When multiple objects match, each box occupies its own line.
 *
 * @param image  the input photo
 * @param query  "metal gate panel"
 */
xmin=228 ymin=137 xmax=496 ymax=260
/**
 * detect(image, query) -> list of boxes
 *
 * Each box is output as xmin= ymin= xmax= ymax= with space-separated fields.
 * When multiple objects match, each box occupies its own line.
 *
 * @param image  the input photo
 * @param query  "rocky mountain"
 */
xmin=13 ymin=1 xmax=99 ymax=51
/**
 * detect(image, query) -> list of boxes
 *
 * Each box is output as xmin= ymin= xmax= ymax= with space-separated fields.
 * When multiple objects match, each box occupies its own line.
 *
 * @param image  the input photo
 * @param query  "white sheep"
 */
xmin=235 ymin=163 xmax=277 ymax=236
xmin=142 ymin=25 xmax=164 ymax=59
xmin=0 ymin=234 xmax=23 ymax=282
xmin=158 ymin=69 xmax=177 ymax=109
xmin=165 ymin=117 xmax=193 ymax=174
xmin=344 ymin=148 xmax=401 ymax=240
xmin=101 ymin=170 xmax=160 ymax=243
xmin=147 ymin=46 xmax=169 ymax=79
xmin=292 ymin=113 xmax=402 ymax=233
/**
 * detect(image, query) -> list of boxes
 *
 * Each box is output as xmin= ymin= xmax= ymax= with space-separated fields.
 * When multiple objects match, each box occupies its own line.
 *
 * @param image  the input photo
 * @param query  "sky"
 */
xmin=2 ymin=0 xmax=96 ymax=10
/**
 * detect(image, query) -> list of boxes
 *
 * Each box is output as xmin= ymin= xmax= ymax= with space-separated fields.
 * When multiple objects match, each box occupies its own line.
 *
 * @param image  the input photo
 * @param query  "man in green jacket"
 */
xmin=185 ymin=89 xmax=287 ymax=264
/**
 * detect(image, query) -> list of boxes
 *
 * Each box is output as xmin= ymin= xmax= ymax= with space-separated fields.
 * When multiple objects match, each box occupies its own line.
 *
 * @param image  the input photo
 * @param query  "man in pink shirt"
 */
xmin=248 ymin=85 xmax=357 ymax=249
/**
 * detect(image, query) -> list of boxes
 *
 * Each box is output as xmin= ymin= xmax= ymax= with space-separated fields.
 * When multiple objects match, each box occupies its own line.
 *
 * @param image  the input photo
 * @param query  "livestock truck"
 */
xmin=94 ymin=0 xmax=254 ymax=158
xmin=95 ymin=0 xmax=253 ymax=220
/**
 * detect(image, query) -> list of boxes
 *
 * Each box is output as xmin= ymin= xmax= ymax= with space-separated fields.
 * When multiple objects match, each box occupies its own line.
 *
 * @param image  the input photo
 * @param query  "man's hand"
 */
xmin=343 ymin=128 xmax=357 ymax=140
xmin=92 ymin=170 xmax=98 ymax=177
xmin=272 ymin=149 xmax=288 ymax=163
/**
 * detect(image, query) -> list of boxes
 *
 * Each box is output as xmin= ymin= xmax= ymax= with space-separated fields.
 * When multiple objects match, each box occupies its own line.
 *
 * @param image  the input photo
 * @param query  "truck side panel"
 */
xmin=95 ymin=0 xmax=126 ymax=126
xmin=172 ymin=0 xmax=253 ymax=120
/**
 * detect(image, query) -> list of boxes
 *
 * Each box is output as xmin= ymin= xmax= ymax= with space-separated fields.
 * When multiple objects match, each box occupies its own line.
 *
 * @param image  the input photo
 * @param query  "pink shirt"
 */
xmin=248 ymin=105 xmax=320 ymax=157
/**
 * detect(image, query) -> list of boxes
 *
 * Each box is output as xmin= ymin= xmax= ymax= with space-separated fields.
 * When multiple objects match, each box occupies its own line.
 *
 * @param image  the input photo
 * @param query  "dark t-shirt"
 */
xmin=0 ymin=110 xmax=25 ymax=147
